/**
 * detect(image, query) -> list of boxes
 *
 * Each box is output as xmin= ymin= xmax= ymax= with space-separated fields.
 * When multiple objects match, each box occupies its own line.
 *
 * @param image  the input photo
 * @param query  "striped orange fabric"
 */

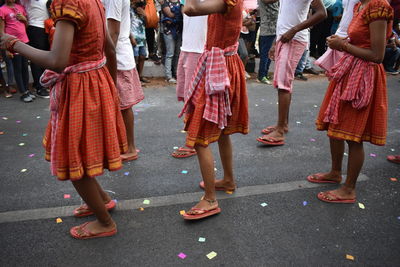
xmin=43 ymin=0 xmax=127 ymax=180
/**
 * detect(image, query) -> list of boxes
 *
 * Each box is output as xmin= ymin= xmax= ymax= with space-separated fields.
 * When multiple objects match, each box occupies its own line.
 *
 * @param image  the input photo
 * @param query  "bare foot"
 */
xmin=215 ymin=179 xmax=236 ymax=191
xmin=186 ymin=198 xmax=218 ymax=215
xmin=74 ymin=220 xmax=116 ymax=237
xmin=319 ymin=185 xmax=356 ymax=201
xmin=307 ymin=172 xmax=342 ymax=183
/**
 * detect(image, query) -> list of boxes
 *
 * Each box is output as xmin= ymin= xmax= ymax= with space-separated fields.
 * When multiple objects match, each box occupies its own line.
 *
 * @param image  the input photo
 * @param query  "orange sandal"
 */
xmin=73 ymin=200 xmax=116 ymax=218
xmin=70 ymin=222 xmax=117 ymax=240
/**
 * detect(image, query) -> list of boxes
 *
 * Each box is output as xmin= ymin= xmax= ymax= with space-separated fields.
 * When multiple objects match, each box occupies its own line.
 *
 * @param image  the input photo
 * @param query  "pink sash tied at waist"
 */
xmin=323 ymin=53 xmax=376 ymax=124
xmin=178 ymin=43 xmax=239 ymax=130
xmin=40 ymin=57 xmax=107 ymax=175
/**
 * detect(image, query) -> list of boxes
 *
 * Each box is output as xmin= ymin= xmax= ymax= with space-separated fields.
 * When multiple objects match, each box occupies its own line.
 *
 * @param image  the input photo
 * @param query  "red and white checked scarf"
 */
xmin=323 ymin=53 xmax=376 ymax=124
xmin=40 ymin=57 xmax=107 ymax=175
xmin=178 ymin=43 xmax=238 ymax=129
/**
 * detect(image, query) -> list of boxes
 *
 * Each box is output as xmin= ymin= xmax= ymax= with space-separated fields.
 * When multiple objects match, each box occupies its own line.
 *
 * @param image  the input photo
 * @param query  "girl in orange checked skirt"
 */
xmin=179 ymin=0 xmax=249 ymax=220
xmin=1 ymin=0 xmax=127 ymax=239
xmin=307 ymin=0 xmax=393 ymax=204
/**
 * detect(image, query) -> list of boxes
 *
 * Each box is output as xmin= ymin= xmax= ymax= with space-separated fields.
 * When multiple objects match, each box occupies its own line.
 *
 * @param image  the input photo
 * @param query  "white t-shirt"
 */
xmin=276 ymin=0 xmax=313 ymax=43
xmin=335 ymin=0 xmax=359 ymax=37
xmin=21 ymin=0 xmax=49 ymax=28
xmin=104 ymin=0 xmax=136 ymax=70
xmin=181 ymin=15 xmax=207 ymax=53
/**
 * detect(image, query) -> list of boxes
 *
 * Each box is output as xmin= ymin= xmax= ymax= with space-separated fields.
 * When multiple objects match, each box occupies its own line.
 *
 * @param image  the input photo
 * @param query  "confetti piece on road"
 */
xmin=19 ymin=143 xmax=25 ymax=146
xmin=206 ymin=251 xmax=217 ymax=260
xmin=124 ymin=172 xmax=130 ymax=176
xmin=369 ymin=153 xmax=376 ymax=157
xmin=22 ymin=133 xmax=28 ymax=137
xmin=313 ymin=105 xmax=318 ymax=108
xmin=260 ymin=203 xmax=268 ymax=207
xmin=56 ymin=218 xmax=62 ymax=223
xmin=2 ymin=117 xmax=8 ymax=120
xmin=173 ymin=146 xmax=179 ymax=150
xmin=181 ymin=170 xmax=188 ymax=174
xmin=178 ymin=253 xmax=187 ymax=259
xmin=179 ymin=210 xmax=185 ymax=215
xmin=303 ymin=201 xmax=308 ymax=206
xmin=344 ymin=153 xmax=348 ymax=156
xmin=390 ymin=148 xmax=395 ymax=152
xmin=214 ymin=168 xmax=217 ymax=171
xmin=0 ymin=131 xmax=4 ymax=135
xmin=143 ymin=199 xmax=150 ymax=205
xmin=310 ymin=138 xmax=316 ymax=142
xmin=255 ymin=104 xmax=259 ymax=107
xmin=139 ymin=207 xmax=144 ymax=211
xmin=29 ymin=154 xmax=35 ymax=158
xmin=16 ymin=120 xmax=21 ymax=123
xmin=225 ymin=191 xmax=233 ymax=195
xmin=397 ymin=216 xmax=400 ymax=220
xmin=390 ymin=178 xmax=398 ymax=182
xmin=358 ymin=203 xmax=365 ymax=209
xmin=64 ymin=194 xmax=71 ymax=199
xmin=346 ymin=254 xmax=355 ymax=261
xmin=20 ymin=169 xmax=27 ymax=173
xmin=136 ymin=149 xmax=140 ymax=153
xmin=198 ymin=237 xmax=206 ymax=242
xmin=180 ymin=130 xmax=186 ymax=133
xmin=36 ymin=116 xmax=41 ymax=119
xmin=296 ymin=121 xmax=301 ymax=124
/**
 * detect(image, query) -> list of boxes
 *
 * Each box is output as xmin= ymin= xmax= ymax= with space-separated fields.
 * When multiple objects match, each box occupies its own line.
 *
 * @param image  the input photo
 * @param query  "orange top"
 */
xmin=205 ymin=0 xmax=243 ymax=50
xmin=44 ymin=18 xmax=55 ymax=47
xmin=51 ymin=0 xmax=106 ymax=65
xmin=348 ymin=0 xmax=393 ymax=49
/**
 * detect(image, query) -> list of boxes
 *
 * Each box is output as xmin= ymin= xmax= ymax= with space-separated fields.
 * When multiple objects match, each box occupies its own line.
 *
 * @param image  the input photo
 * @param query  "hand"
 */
xmin=16 ymin=13 xmax=26 ymax=22
xmin=280 ymin=28 xmax=296 ymax=43
xmin=269 ymin=43 xmax=276 ymax=61
xmin=0 ymin=33 xmax=17 ymax=50
xmin=130 ymin=37 xmax=137 ymax=47
xmin=326 ymin=35 xmax=347 ymax=51
xmin=6 ymin=51 xmax=14 ymax=59
xmin=136 ymin=7 xmax=146 ymax=17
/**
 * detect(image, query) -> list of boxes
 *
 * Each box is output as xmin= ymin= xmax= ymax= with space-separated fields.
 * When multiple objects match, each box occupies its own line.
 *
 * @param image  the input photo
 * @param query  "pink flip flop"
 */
xmin=199 ymin=181 xmax=236 ymax=192
xmin=70 ymin=222 xmax=117 ymax=240
xmin=73 ymin=200 xmax=117 ymax=218
xmin=307 ymin=173 xmax=342 ymax=184
xmin=387 ymin=155 xmax=400 ymax=164
xmin=171 ymin=147 xmax=197 ymax=158
xmin=256 ymin=136 xmax=285 ymax=146
xmin=182 ymin=207 xmax=221 ymax=220
xmin=317 ymin=191 xmax=356 ymax=204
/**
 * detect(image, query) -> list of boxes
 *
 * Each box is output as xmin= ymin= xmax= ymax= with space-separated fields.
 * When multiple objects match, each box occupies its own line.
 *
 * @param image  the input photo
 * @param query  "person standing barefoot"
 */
xmin=308 ymin=0 xmax=393 ymax=203
xmin=179 ymin=0 xmax=249 ymax=220
xmin=0 ymin=0 xmax=128 ymax=239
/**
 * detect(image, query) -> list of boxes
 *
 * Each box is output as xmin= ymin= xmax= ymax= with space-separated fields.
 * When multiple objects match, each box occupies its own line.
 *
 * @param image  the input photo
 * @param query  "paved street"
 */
xmin=0 ymin=75 xmax=399 ymax=266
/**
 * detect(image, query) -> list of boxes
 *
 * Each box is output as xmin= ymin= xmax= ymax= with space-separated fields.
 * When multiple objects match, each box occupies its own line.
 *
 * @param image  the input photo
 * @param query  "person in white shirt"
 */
xmin=171 ymin=10 xmax=207 ymax=158
xmin=20 ymin=0 xmax=49 ymax=98
xmin=104 ymin=0 xmax=145 ymax=162
xmin=257 ymin=0 xmax=326 ymax=146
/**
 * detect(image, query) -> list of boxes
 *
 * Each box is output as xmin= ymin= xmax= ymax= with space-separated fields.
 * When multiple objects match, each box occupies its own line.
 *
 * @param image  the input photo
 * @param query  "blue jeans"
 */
xmin=163 ymin=33 xmax=182 ymax=79
xmin=258 ymin=35 xmax=275 ymax=80
xmin=383 ymin=47 xmax=400 ymax=70
xmin=295 ymin=48 xmax=312 ymax=74
xmin=11 ymin=55 xmax=29 ymax=94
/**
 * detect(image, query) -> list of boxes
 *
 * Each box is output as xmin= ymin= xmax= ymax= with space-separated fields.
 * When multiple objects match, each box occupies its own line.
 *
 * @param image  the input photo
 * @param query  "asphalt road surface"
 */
xmin=0 ymin=75 xmax=399 ymax=266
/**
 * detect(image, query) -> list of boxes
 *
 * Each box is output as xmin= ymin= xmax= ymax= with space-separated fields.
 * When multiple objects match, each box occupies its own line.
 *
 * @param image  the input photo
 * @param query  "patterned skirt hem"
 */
xmin=185 ymin=126 xmax=249 ymax=148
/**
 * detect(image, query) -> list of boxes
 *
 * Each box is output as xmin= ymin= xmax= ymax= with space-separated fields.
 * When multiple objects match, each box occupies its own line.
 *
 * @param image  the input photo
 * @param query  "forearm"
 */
xmin=105 ymin=33 xmax=117 ymax=83
xmin=342 ymin=43 xmax=385 ymax=64
xmin=291 ymin=9 xmax=326 ymax=34
xmin=183 ymin=0 xmax=226 ymax=16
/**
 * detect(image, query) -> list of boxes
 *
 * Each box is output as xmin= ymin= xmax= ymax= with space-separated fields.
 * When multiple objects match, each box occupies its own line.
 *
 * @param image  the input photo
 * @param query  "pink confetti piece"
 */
xmin=136 ymin=149 xmax=140 ymax=153
xmin=29 ymin=154 xmax=35 ymax=158
xmin=178 ymin=253 xmax=186 ymax=259
xmin=16 ymin=120 xmax=21 ymax=124
xmin=64 ymin=194 xmax=71 ymax=199
xmin=310 ymin=138 xmax=316 ymax=142
xmin=369 ymin=153 xmax=376 ymax=157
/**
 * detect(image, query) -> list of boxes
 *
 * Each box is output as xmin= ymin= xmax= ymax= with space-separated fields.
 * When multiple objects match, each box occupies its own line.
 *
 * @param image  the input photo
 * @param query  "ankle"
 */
xmin=341 ymin=184 xmax=355 ymax=193
xmin=98 ymin=217 xmax=115 ymax=227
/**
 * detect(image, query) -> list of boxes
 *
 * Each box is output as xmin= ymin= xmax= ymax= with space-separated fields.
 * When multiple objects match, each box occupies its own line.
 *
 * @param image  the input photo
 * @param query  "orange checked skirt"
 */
xmin=316 ymin=64 xmax=387 ymax=145
xmin=184 ymin=54 xmax=249 ymax=148
xmin=43 ymin=67 xmax=128 ymax=181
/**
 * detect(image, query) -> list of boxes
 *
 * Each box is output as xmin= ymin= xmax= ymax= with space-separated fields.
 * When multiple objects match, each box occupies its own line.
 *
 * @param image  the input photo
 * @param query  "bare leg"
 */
xmin=260 ymin=89 xmax=291 ymax=141
xmin=320 ymin=141 xmax=364 ymax=200
xmin=138 ymin=56 xmax=145 ymax=78
xmin=121 ymin=108 xmax=138 ymax=160
xmin=215 ymin=134 xmax=236 ymax=190
xmin=186 ymin=145 xmax=218 ymax=213
xmin=93 ymin=179 xmax=112 ymax=203
xmin=72 ymin=177 xmax=116 ymax=234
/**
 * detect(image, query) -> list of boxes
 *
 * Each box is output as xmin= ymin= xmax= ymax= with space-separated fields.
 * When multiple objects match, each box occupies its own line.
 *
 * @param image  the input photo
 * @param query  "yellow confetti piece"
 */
xmin=346 ymin=254 xmax=355 ymax=261
xmin=358 ymin=203 xmax=365 ymax=210
xmin=179 ymin=210 xmax=186 ymax=215
xmin=390 ymin=178 xmax=398 ymax=182
xmin=20 ymin=169 xmax=27 ymax=173
xmin=206 ymin=251 xmax=217 ymax=260
xmin=56 ymin=218 xmax=62 ymax=223
xmin=139 ymin=207 xmax=144 ymax=211
xmin=225 ymin=191 xmax=233 ymax=195
xmin=180 ymin=130 xmax=186 ymax=133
